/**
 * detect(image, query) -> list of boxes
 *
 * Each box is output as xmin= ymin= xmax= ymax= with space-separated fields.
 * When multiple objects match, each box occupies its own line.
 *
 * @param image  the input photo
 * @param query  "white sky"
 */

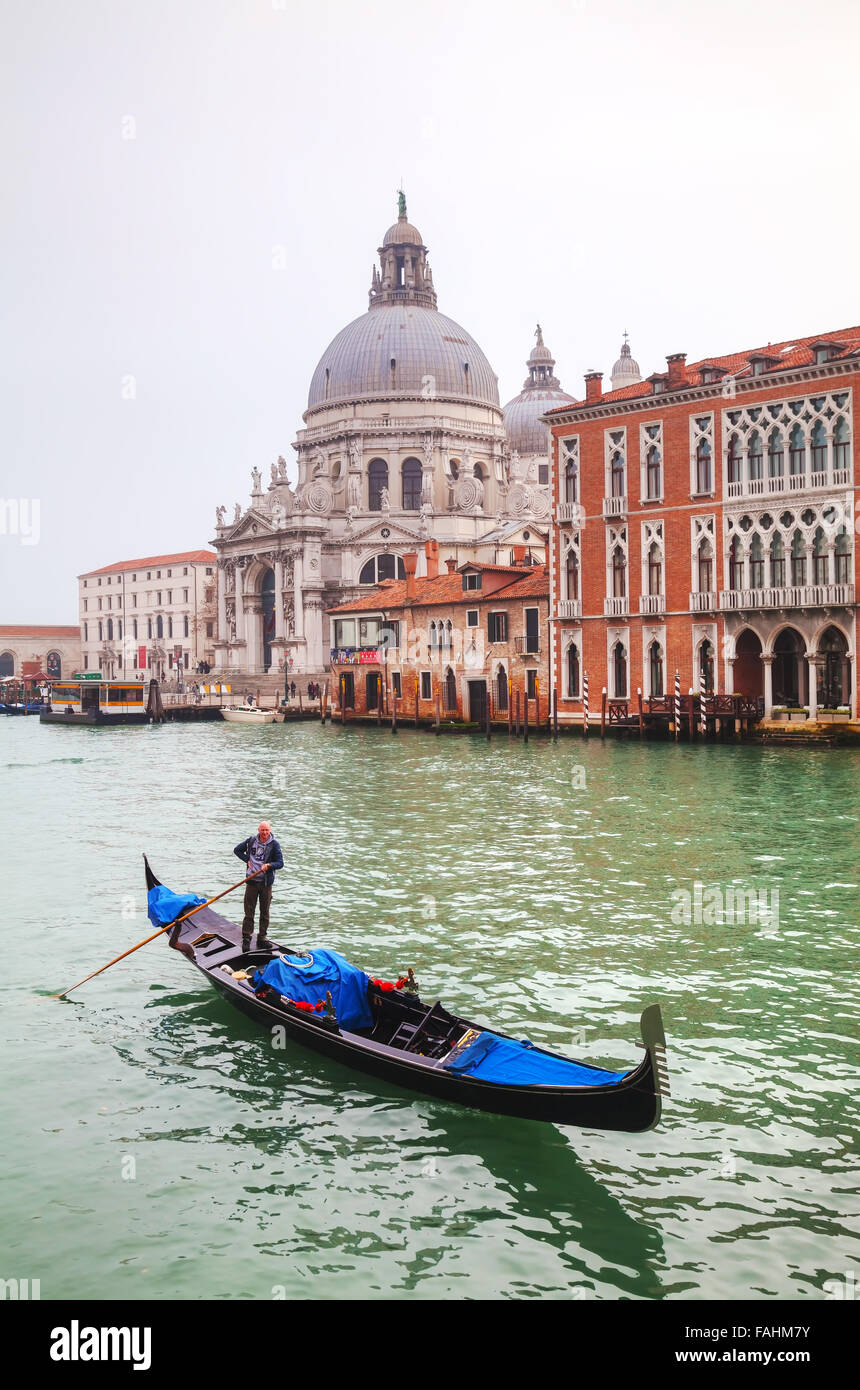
xmin=2 ymin=0 xmax=858 ymax=621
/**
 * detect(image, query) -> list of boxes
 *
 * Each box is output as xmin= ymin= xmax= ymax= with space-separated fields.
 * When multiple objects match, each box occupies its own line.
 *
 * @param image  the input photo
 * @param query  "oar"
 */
xmin=52 ymin=866 xmax=268 ymax=1000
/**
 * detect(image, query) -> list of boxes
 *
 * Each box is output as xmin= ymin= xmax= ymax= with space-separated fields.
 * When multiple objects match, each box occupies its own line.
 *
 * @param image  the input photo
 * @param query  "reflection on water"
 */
xmin=1 ymin=718 xmax=858 ymax=1299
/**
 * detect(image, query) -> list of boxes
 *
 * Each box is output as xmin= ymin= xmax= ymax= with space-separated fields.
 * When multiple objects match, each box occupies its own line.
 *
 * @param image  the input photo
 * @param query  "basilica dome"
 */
xmin=306 ymin=202 xmax=501 ymax=416
xmin=503 ymin=326 xmax=574 ymax=455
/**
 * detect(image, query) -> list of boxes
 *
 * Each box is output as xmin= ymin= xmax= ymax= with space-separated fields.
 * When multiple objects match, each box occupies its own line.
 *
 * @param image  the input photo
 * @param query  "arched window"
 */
xmin=696 ymin=438 xmax=712 ymax=493
xmin=770 ymin=532 xmax=785 ymax=587
xmin=648 ymin=640 xmax=663 ymax=697
xmin=768 ymin=429 xmax=784 ymax=478
xmin=0 ymin=651 xmax=14 ymax=677
xmin=496 ymin=666 xmax=508 ymax=711
xmin=835 ymin=527 xmax=851 ymax=585
xmin=98 ymin=621 xmax=103 ymax=640
xmin=401 ymin=458 xmax=422 ymax=510
xmin=646 ymin=446 xmax=661 ymax=499
xmin=132 ymin=619 xmax=138 ymax=639
xmin=833 ymin=417 xmax=850 ymax=472
xmin=729 ymin=536 xmax=744 ymax=590
xmin=106 ymin=618 xmax=113 ymax=640
xmin=473 ymin=461 xmax=485 ymax=480
xmin=612 ymin=545 xmax=626 ymax=598
xmin=699 ymin=639 xmax=715 ymax=693
xmin=117 ymin=620 xmax=123 ymax=640
xmin=565 ymin=550 xmax=579 ymax=600
xmin=147 ymin=618 xmax=153 ymax=639
xmin=564 ymin=460 xmax=578 ymax=504
xmin=811 ymin=420 xmax=827 ymax=475
xmin=167 ymin=617 xmax=173 ymax=639
xmin=790 ymin=530 xmax=806 ymax=586
xmin=648 ymin=541 xmax=662 ymax=595
xmin=46 ymin=651 xmax=61 ymax=678
xmin=449 ymin=459 xmax=460 ymax=481
xmin=368 ymin=458 xmax=388 ymax=511
xmin=610 ymin=450 xmax=625 ymax=497
xmin=156 ymin=615 xmax=164 ymax=639
xmin=748 ymin=431 xmax=763 ymax=482
xmin=819 ymin=626 xmax=850 ymax=708
xmin=358 ymin=553 xmax=407 ymax=584
xmin=441 ymin=620 xmax=453 ymax=650
xmin=567 ymin=643 xmax=580 ymax=698
xmin=812 ymin=527 xmax=828 ymax=585
xmin=444 ymin=666 xmax=457 ymax=711
xmin=697 ymin=538 xmax=713 ymax=593
xmin=749 ymin=534 xmax=764 ymax=589
xmin=788 ymin=424 xmax=805 ymax=476
xmin=612 ymin=641 xmax=627 ymax=698
xmin=727 ymin=434 xmax=743 ymax=485
xmin=428 ymin=621 xmax=438 ymax=651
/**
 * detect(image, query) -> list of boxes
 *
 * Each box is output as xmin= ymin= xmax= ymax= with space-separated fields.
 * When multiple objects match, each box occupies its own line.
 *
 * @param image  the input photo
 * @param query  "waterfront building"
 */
xmin=328 ymin=543 xmax=549 ymax=722
xmin=0 ymin=625 xmax=81 ymax=680
xmin=77 ymin=551 xmax=218 ymax=679
xmin=211 ymin=198 xmax=567 ymax=677
xmin=545 ymin=327 xmax=859 ymax=723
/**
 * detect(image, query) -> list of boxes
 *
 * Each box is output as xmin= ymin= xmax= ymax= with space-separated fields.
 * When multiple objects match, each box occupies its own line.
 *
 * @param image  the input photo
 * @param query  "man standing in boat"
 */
xmin=234 ymin=820 xmax=284 ymax=953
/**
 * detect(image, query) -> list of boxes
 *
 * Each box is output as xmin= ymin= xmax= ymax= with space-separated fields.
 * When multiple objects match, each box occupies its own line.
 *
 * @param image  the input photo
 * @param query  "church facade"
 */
xmin=211 ymin=199 xmax=569 ymax=676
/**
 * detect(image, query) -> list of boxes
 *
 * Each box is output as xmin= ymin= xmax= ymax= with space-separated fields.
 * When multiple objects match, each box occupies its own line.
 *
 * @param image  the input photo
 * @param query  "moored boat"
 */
xmin=144 ymin=857 xmax=670 ymax=1132
xmin=219 ymin=706 xmax=278 ymax=724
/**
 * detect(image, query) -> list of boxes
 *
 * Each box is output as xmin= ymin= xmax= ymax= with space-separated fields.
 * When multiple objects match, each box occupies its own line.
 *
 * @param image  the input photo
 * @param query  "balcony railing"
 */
xmin=718 ymin=583 xmax=855 ymax=610
xmin=557 ymin=599 xmax=581 ymax=619
xmin=513 ymin=636 xmax=540 ymax=655
xmin=604 ymin=596 xmax=629 ymax=617
xmin=602 ymin=495 xmax=627 ymax=519
xmin=727 ymin=469 xmax=854 ymax=500
xmin=639 ymin=593 xmax=665 ymax=614
xmin=556 ymin=501 xmax=581 ymax=523
xmin=690 ymin=591 xmax=717 ymax=612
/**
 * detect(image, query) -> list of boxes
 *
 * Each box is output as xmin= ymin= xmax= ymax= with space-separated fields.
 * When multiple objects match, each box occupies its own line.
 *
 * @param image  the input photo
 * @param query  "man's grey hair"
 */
xmin=258 ymin=820 xmax=272 ymax=831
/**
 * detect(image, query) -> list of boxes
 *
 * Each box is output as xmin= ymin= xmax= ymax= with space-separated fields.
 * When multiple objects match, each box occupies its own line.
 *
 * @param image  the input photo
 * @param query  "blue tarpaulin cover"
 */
xmin=147 ymin=885 xmax=206 ymax=926
xmin=256 ymin=949 xmax=374 ymax=1032
xmin=442 ymin=1031 xmax=628 ymax=1088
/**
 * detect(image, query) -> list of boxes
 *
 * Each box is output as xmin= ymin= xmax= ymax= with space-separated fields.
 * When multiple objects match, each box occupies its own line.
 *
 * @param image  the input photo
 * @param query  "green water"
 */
xmin=1 ymin=718 xmax=857 ymax=1301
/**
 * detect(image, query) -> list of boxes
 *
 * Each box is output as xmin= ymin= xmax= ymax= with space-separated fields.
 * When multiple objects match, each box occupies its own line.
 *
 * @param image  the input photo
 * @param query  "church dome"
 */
xmin=306 ymin=199 xmax=501 ymax=414
xmin=610 ymin=335 xmax=642 ymax=392
xmin=502 ymin=326 xmax=574 ymax=454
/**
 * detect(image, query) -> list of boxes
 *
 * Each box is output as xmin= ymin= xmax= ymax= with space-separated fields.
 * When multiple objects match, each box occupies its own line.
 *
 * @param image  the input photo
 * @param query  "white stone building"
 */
xmin=78 ymin=550 xmax=218 ymax=679
xmin=211 ymin=199 xmax=569 ymax=676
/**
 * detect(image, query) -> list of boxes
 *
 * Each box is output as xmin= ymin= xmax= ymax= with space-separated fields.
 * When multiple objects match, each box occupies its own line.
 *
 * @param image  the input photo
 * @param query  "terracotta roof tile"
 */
xmin=329 ymin=565 xmax=548 ymax=613
xmin=0 ymin=625 xmax=80 ymax=637
xmin=79 ymin=550 xmax=217 ymax=578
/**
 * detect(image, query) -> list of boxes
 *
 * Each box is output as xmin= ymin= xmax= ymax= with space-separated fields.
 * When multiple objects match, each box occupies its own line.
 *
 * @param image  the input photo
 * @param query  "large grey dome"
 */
xmin=307 ymin=304 xmax=501 ymax=412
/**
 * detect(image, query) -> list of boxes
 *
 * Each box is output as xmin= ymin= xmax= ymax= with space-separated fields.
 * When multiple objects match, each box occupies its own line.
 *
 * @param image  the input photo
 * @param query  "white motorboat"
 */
xmin=220 ymin=706 xmax=279 ymax=725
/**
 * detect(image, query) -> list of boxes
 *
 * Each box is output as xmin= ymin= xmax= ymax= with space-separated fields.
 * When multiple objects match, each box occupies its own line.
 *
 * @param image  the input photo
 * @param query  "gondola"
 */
xmin=144 ymin=857 xmax=670 ymax=1132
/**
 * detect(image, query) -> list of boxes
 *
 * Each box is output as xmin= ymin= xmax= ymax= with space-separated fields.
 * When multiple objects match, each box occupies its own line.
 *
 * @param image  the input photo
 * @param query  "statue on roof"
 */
xmin=535 ymin=324 xmax=544 ymax=347
xmin=397 ymin=188 xmax=407 ymax=218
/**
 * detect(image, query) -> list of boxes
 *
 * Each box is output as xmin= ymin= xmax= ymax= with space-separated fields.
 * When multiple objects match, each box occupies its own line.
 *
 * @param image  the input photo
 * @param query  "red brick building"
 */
xmin=544 ymin=328 xmax=859 ymax=724
xmin=328 ymin=545 xmax=549 ymax=724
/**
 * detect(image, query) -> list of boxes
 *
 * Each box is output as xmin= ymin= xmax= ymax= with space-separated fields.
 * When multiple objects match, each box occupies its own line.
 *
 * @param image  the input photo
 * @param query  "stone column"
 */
xmin=234 ymin=562 xmax=246 ymax=646
xmin=217 ymin=564 xmax=228 ymax=640
xmin=806 ymin=655 xmax=820 ymax=721
xmin=292 ymin=553 xmax=304 ymax=639
xmin=762 ymin=654 xmax=774 ymax=717
xmin=724 ymin=654 xmax=735 ymax=695
xmin=848 ymin=653 xmax=856 ymax=720
xmin=304 ymin=596 xmax=323 ymax=671
xmin=274 ymin=556 xmax=285 ymax=639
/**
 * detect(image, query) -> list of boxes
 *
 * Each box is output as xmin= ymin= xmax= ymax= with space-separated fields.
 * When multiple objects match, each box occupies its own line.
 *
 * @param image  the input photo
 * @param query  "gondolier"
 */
xmin=234 ymin=821 xmax=284 ymax=953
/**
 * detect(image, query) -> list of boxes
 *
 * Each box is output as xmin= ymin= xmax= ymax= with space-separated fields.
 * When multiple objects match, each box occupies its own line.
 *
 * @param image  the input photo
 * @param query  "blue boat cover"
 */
xmin=442 ymin=1032 xmax=628 ymax=1088
xmin=256 ymin=949 xmax=374 ymax=1032
xmin=147 ymin=885 xmax=206 ymax=926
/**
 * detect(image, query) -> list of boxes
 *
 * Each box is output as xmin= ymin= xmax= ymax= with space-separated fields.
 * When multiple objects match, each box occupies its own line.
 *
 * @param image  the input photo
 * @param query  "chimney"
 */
xmin=445 ymin=557 xmax=457 ymax=573
xmin=424 ymin=538 xmax=439 ymax=579
xmin=584 ymin=370 xmax=603 ymax=404
xmin=512 ymin=544 xmax=527 ymax=565
xmin=666 ymin=352 xmax=687 ymax=389
xmin=403 ymin=551 xmax=417 ymax=599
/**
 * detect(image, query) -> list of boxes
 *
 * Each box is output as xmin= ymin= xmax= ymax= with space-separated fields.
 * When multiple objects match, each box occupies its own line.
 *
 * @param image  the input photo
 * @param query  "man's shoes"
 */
xmin=241 ymin=935 xmax=252 ymax=954
xmin=257 ymin=937 xmax=276 ymax=954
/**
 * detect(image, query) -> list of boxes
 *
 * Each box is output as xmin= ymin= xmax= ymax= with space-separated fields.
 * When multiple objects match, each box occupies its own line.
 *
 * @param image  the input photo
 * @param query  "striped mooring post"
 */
xmin=583 ymin=670 xmax=589 ymax=738
xmin=700 ymin=684 xmax=707 ymax=737
xmin=674 ymin=668 xmax=681 ymax=741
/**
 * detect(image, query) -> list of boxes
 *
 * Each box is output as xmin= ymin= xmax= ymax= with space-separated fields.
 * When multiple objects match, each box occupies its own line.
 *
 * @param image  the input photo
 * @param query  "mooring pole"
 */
xmin=674 ymin=669 xmax=681 ymax=741
xmin=552 ymin=686 xmax=558 ymax=737
xmin=524 ymin=692 xmax=529 ymax=743
xmin=434 ymin=690 xmax=440 ymax=734
xmin=391 ymin=690 xmax=398 ymax=734
xmin=516 ymin=689 xmax=521 ymax=737
xmin=583 ymin=670 xmax=589 ymax=738
xmin=601 ymin=687 xmax=607 ymax=740
xmin=508 ymin=679 xmax=513 ymax=737
xmin=637 ymin=687 xmax=644 ymax=738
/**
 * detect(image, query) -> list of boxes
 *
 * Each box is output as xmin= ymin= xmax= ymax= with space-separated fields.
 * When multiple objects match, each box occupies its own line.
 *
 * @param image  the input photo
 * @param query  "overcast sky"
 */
xmin=2 ymin=0 xmax=858 ymax=622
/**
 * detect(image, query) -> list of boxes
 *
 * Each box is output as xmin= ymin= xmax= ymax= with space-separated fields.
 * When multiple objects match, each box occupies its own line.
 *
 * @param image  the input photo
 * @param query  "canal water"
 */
xmin=2 ymin=717 xmax=857 ymax=1301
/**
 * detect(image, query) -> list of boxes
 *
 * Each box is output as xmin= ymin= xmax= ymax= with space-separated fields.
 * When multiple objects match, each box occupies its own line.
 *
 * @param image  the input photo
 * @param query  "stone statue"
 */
xmin=251 ymin=467 xmax=262 ymax=493
xmin=535 ymin=323 xmax=544 ymax=347
xmin=380 ymin=485 xmax=390 ymax=510
xmin=422 ymin=433 xmax=434 ymax=468
xmin=348 ymin=471 xmax=362 ymax=508
xmin=348 ymin=436 xmax=361 ymax=471
xmin=233 ymin=502 xmax=242 ymax=524
xmin=271 ymin=502 xmax=287 ymax=531
xmin=270 ymin=461 xmax=279 ymax=485
xmin=278 ymin=455 xmax=287 ymax=480
xmin=510 ymin=449 xmax=523 ymax=480
xmin=215 ymin=504 xmax=226 ymax=527
xmin=397 ymin=188 xmax=407 ymax=218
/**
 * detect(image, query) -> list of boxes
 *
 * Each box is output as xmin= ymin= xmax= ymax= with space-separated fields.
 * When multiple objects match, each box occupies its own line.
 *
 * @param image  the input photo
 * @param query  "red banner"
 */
xmin=138 ymin=645 xmax=147 ymax=669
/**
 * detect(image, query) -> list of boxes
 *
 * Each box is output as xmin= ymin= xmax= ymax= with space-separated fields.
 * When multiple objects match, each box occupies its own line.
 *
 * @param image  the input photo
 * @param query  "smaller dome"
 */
xmin=382 ymin=217 xmax=425 ymax=247
xmin=610 ymin=336 xmax=642 ymax=390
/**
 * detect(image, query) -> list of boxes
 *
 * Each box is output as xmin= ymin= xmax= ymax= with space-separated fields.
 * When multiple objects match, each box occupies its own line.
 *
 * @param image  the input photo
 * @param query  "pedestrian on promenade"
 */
xmin=234 ymin=820 xmax=284 ymax=953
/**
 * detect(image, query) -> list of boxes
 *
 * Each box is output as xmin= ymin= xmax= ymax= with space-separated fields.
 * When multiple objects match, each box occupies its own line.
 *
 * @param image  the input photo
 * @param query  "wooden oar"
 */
xmin=52 ymin=866 xmax=268 ymax=1000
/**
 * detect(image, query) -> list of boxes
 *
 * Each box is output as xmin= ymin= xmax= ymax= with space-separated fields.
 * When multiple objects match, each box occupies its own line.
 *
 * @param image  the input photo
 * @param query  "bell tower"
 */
xmin=368 ymin=192 xmax=437 ymax=310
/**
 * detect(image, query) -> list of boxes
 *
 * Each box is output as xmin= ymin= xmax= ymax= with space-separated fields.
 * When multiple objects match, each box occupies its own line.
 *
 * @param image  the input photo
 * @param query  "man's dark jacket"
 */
xmin=233 ymin=836 xmax=284 ymax=887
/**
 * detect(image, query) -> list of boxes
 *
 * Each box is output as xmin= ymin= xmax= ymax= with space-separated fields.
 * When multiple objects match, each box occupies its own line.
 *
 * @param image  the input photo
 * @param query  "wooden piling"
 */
xmin=552 ymin=686 xmax=558 ymax=737
xmin=391 ymin=691 xmax=398 ymax=734
xmin=434 ymin=691 xmax=440 ymax=734
xmin=523 ymin=693 xmax=529 ymax=743
xmin=637 ymin=687 xmax=644 ymax=737
xmin=515 ymin=689 xmax=521 ymax=737
xmin=508 ymin=679 xmax=513 ymax=737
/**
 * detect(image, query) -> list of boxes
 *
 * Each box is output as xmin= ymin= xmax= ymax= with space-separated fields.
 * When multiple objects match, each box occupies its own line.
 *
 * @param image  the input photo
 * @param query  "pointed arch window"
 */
xmin=729 ymin=536 xmax=744 ymax=590
xmin=749 ymin=533 xmax=764 ymax=589
xmin=748 ymin=431 xmax=763 ymax=482
xmin=610 ymin=450 xmax=625 ymax=498
xmin=646 ymin=446 xmax=661 ymax=499
xmin=401 ymin=458 xmax=422 ymax=510
xmin=611 ymin=545 xmax=626 ymax=598
xmin=835 ymin=527 xmax=851 ymax=584
xmin=833 ymin=417 xmax=850 ymax=472
xmin=696 ymin=439 xmax=712 ymax=494
xmin=811 ymin=421 xmax=827 ymax=474
xmin=564 ymin=460 xmax=578 ymax=504
xmin=566 ymin=549 xmax=579 ymax=601
xmin=699 ymin=639 xmax=715 ymax=693
xmin=770 ymin=532 xmax=785 ymax=587
xmin=648 ymin=640 xmax=663 ymax=697
xmin=697 ymin=538 xmax=713 ymax=593
xmin=768 ymin=429 xmax=784 ymax=478
xmin=812 ymin=527 xmax=828 ymax=585
xmin=788 ymin=425 xmax=805 ymax=476
xmin=612 ymin=641 xmax=627 ymax=698
xmin=790 ymin=530 xmax=806 ymax=586
xmin=648 ymin=541 xmax=663 ymax=595
xmin=368 ymin=459 xmax=388 ymax=511
xmin=567 ymin=642 xmax=580 ymax=698
xmin=728 ymin=434 xmax=743 ymax=486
